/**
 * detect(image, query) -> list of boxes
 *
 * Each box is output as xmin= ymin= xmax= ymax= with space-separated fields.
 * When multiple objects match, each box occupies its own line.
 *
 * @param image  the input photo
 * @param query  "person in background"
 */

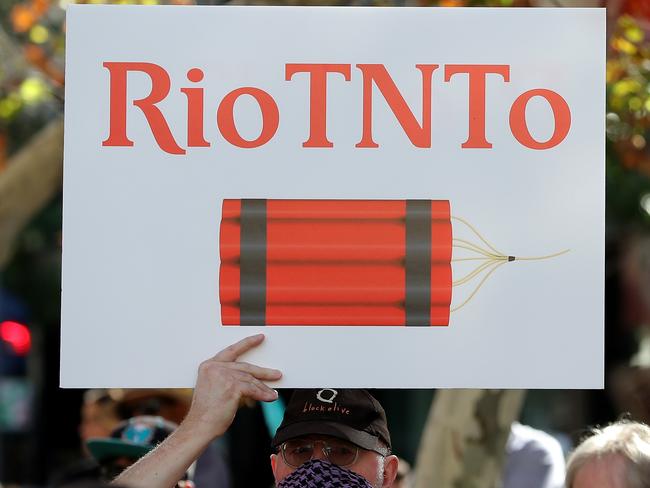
xmin=87 ymin=415 xmax=194 ymax=487
xmin=109 ymin=389 xmax=193 ymax=425
xmin=109 ymin=388 xmax=232 ymax=488
xmin=564 ymin=420 xmax=650 ymax=488
xmin=80 ymin=390 xmax=121 ymax=456
xmin=502 ymin=422 xmax=566 ymax=488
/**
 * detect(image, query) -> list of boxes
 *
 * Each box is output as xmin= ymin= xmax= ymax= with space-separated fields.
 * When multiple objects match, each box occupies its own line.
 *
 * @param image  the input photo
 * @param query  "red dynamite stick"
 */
xmin=221 ymin=305 xmax=450 ymax=327
xmin=221 ymin=220 xmax=452 ymax=263
xmin=222 ymin=199 xmax=450 ymax=220
xmin=220 ymin=263 xmax=452 ymax=305
xmin=219 ymin=199 xmax=453 ymax=326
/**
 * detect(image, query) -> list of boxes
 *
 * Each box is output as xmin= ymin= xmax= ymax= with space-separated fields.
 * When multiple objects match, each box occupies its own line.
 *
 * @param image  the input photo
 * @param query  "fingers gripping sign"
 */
xmin=186 ymin=334 xmax=282 ymax=440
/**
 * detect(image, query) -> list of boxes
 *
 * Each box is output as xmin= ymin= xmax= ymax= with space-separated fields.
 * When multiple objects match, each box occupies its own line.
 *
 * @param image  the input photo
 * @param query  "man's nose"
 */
xmin=311 ymin=446 xmax=328 ymax=461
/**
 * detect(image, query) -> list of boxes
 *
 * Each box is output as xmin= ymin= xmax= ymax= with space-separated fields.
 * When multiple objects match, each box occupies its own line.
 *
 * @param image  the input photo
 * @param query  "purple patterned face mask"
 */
xmin=277 ymin=458 xmax=375 ymax=488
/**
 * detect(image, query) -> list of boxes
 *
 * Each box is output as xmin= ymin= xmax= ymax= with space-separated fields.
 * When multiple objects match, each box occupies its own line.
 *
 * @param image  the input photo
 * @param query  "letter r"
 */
xmin=103 ymin=62 xmax=185 ymax=155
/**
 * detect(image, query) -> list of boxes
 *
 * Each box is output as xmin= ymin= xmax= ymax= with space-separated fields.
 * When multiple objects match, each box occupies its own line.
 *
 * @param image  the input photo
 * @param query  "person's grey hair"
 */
xmin=565 ymin=420 xmax=650 ymax=488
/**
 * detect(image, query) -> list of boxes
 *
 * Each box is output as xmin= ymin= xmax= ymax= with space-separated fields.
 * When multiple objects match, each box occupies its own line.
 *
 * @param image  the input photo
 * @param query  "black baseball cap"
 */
xmin=87 ymin=415 xmax=177 ymax=462
xmin=271 ymin=389 xmax=391 ymax=455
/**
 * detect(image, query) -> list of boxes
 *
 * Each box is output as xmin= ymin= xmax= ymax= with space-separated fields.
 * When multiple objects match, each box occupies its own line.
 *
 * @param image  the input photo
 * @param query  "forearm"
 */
xmin=113 ymin=420 xmax=214 ymax=488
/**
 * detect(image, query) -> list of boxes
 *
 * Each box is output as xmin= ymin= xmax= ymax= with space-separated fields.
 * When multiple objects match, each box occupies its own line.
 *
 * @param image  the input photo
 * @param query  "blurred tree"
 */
xmin=0 ymin=118 xmax=62 ymax=269
xmin=414 ymin=390 xmax=525 ymax=488
xmin=606 ymin=15 xmax=650 ymax=226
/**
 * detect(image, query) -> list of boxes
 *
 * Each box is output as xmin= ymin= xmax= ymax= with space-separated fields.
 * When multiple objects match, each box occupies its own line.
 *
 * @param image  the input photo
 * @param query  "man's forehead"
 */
xmin=573 ymin=454 xmax=627 ymax=488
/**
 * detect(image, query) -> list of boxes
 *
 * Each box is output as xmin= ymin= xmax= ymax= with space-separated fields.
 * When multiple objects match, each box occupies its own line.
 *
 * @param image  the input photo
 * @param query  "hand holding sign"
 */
xmin=185 ymin=334 xmax=282 ymax=440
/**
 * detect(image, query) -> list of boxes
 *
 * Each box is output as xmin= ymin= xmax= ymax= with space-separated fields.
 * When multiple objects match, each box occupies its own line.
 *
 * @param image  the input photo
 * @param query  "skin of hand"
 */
xmin=184 ymin=333 xmax=282 ymax=439
xmin=113 ymin=334 xmax=282 ymax=488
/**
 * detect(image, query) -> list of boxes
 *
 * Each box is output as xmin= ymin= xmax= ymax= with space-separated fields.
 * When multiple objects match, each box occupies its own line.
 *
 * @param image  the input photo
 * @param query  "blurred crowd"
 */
xmin=27 ymin=382 xmax=650 ymax=488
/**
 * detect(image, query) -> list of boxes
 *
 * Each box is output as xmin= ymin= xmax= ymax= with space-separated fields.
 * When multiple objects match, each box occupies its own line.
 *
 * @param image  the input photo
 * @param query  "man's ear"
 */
xmin=270 ymin=453 xmax=279 ymax=480
xmin=382 ymin=455 xmax=399 ymax=487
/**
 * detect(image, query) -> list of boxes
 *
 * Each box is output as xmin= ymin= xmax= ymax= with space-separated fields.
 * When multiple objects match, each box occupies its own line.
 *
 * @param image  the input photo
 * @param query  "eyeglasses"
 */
xmin=280 ymin=438 xmax=359 ymax=468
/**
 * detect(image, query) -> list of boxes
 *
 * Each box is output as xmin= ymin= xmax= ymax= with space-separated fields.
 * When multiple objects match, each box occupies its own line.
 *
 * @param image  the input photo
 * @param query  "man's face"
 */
xmin=270 ymin=435 xmax=398 ymax=488
xmin=572 ymin=454 xmax=627 ymax=488
xmin=80 ymin=401 xmax=119 ymax=443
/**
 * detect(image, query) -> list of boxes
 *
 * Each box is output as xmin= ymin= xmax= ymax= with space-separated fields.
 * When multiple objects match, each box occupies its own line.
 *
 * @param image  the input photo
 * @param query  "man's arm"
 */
xmin=114 ymin=334 xmax=282 ymax=488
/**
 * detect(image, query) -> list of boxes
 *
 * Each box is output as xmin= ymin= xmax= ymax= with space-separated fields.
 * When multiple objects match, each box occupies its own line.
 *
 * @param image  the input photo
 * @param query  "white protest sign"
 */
xmin=61 ymin=5 xmax=604 ymax=388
